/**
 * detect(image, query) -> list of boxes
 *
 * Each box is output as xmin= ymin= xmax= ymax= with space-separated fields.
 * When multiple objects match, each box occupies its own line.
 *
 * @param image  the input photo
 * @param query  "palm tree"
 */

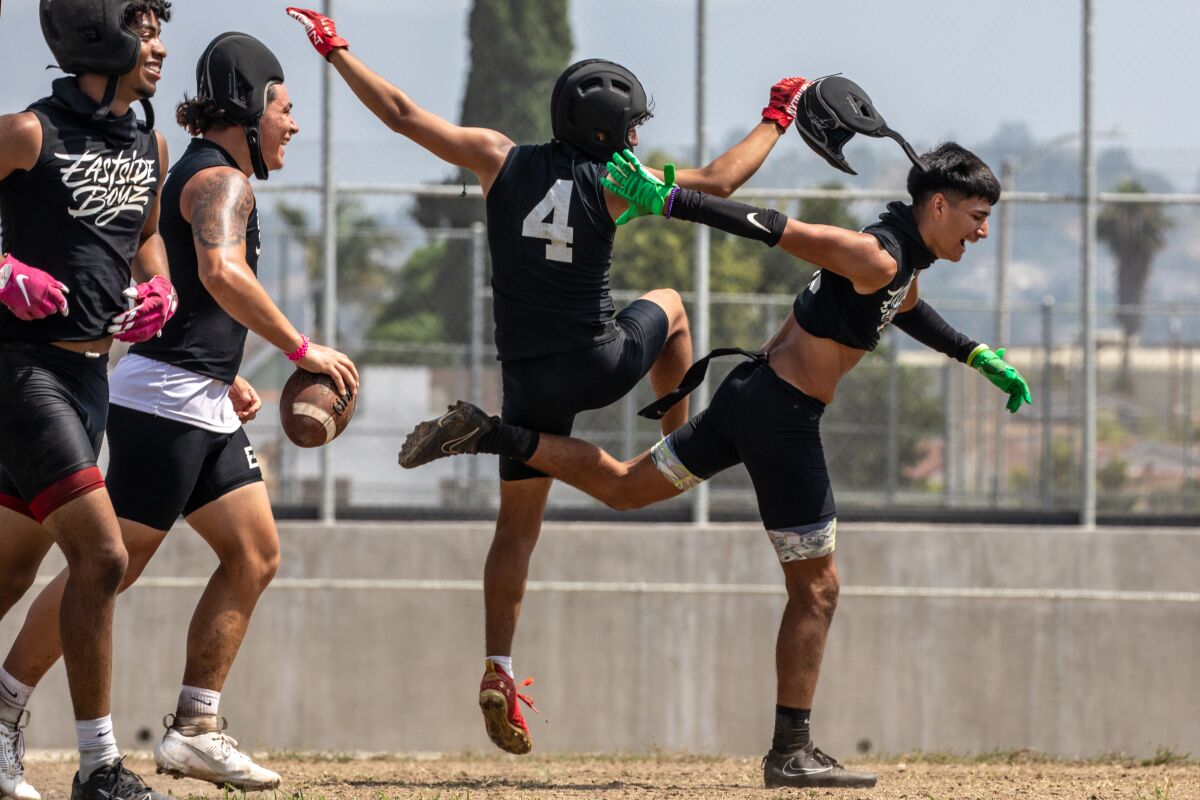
xmin=1097 ymin=178 xmax=1175 ymax=389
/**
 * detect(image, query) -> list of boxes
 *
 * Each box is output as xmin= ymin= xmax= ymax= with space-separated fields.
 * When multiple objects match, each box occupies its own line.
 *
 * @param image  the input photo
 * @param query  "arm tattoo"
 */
xmin=190 ymin=170 xmax=255 ymax=250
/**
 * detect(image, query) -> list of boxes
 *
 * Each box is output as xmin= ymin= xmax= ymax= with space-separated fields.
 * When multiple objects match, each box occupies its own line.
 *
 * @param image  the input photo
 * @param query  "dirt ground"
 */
xmin=25 ymin=752 xmax=1199 ymax=800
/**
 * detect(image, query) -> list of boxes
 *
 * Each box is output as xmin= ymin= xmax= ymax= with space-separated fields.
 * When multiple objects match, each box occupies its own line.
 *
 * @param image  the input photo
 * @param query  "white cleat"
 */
xmin=154 ymin=716 xmax=280 ymax=791
xmin=0 ymin=713 xmax=40 ymax=800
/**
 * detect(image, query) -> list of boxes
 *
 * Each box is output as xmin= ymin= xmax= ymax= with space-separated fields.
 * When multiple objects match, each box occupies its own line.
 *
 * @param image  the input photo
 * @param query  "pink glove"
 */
xmin=0 ymin=253 xmax=70 ymax=320
xmin=286 ymin=7 xmax=349 ymax=60
xmin=761 ymin=76 xmax=813 ymax=130
xmin=107 ymin=276 xmax=178 ymax=342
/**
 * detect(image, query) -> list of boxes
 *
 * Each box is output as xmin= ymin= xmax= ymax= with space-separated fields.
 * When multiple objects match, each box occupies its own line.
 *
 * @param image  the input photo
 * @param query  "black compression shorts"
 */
xmin=106 ymin=405 xmax=264 ymax=531
xmin=656 ymin=358 xmax=837 ymax=540
xmin=0 ymin=341 xmax=108 ymax=521
xmin=500 ymin=298 xmax=670 ymax=481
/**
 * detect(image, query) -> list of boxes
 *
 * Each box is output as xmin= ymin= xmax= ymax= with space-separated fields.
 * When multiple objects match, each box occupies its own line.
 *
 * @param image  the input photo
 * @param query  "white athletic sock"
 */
xmin=487 ymin=655 xmax=513 ymax=678
xmin=76 ymin=715 xmax=120 ymax=780
xmin=0 ymin=669 xmax=34 ymax=725
xmin=176 ymin=685 xmax=220 ymax=718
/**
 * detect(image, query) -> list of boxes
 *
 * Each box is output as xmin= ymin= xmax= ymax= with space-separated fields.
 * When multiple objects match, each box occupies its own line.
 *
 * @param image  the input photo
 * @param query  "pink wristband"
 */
xmin=286 ymin=334 xmax=310 ymax=362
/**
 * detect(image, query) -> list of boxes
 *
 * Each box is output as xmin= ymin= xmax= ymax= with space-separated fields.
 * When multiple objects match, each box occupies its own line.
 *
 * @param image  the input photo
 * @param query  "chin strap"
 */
xmin=91 ymin=75 xmax=120 ymax=122
xmin=881 ymin=126 xmax=928 ymax=172
xmin=138 ymin=98 xmax=155 ymax=131
xmin=245 ymin=124 xmax=269 ymax=180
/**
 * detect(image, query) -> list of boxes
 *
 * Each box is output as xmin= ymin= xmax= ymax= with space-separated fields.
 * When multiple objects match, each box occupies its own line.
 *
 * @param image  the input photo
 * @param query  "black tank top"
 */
xmin=0 ymin=78 xmax=161 ymax=342
xmin=132 ymin=139 xmax=259 ymax=383
xmin=793 ymin=201 xmax=935 ymax=352
xmin=486 ymin=142 xmax=619 ymax=361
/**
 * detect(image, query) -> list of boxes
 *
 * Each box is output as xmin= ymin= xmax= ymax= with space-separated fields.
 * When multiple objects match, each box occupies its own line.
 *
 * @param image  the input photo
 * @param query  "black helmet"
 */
xmin=196 ymin=32 xmax=286 ymax=181
xmin=550 ymin=59 xmax=649 ymax=162
xmin=40 ymin=0 xmax=165 ymax=124
xmin=793 ymin=75 xmax=927 ymax=176
xmin=40 ymin=0 xmax=142 ymax=76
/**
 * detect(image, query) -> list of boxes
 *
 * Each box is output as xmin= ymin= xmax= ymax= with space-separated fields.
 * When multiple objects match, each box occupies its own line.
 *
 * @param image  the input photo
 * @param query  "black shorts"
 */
xmin=653 ymin=358 xmax=837 ymax=558
xmin=106 ymin=404 xmax=264 ymax=531
xmin=0 ymin=341 xmax=109 ymax=522
xmin=500 ymin=299 xmax=670 ymax=481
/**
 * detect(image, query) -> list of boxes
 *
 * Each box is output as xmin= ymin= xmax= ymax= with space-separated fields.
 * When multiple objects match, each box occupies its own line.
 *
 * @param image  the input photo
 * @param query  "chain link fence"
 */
xmin=235 ymin=188 xmax=1200 ymax=522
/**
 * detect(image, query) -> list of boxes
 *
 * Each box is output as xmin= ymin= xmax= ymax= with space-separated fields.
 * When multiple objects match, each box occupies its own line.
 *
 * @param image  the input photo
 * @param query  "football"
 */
xmin=279 ymin=368 xmax=357 ymax=448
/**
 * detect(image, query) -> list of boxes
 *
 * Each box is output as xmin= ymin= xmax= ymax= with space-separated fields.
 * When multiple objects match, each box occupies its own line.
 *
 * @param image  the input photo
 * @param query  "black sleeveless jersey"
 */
xmin=486 ymin=142 xmax=619 ymax=361
xmin=0 ymin=78 xmax=161 ymax=343
xmin=793 ymin=201 xmax=936 ymax=352
xmin=132 ymin=139 xmax=259 ymax=384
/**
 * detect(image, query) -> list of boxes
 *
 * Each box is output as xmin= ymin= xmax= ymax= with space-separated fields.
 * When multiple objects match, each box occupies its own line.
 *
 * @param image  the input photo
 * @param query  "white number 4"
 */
xmin=522 ymin=179 xmax=574 ymax=263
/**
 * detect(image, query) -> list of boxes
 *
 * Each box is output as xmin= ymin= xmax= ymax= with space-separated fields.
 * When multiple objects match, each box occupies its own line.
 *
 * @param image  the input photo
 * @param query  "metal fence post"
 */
xmin=1080 ymin=0 xmax=1098 ymax=528
xmin=319 ymin=0 xmax=338 ymax=524
xmin=885 ymin=334 xmax=899 ymax=507
xmin=468 ymin=223 xmax=485 ymax=508
xmin=942 ymin=360 xmax=958 ymax=504
xmin=691 ymin=0 xmax=711 ymax=525
xmin=992 ymin=162 xmax=1015 ymax=507
xmin=1184 ymin=345 xmax=1195 ymax=513
xmin=1041 ymin=296 xmax=1055 ymax=509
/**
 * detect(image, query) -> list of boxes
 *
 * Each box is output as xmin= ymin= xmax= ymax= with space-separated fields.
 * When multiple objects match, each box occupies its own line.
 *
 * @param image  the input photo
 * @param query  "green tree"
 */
xmin=380 ymin=0 xmax=574 ymax=345
xmin=1097 ymin=178 xmax=1175 ymax=389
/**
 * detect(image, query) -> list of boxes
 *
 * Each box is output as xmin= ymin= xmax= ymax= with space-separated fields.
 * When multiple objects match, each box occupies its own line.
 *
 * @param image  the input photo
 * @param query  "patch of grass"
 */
xmin=1136 ymin=779 xmax=1173 ymax=800
xmin=265 ymin=751 xmax=407 ymax=764
xmin=1142 ymin=748 xmax=1192 ymax=767
xmin=437 ymin=748 xmax=728 ymax=765
xmin=876 ymin=748 xmax=1198 ymax=767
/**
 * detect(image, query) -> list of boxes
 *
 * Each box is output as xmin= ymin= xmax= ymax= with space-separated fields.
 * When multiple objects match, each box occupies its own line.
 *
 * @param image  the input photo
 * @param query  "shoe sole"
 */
xmin=156 ymin=758 xmax=280 ymax=792
xmin=764 ymin=774 xmax=878 ymax=789
xmin=398 ymin=417 xmax=441 ymax=468
xmin=479 ymin=689 xmax=531 ymax=755
xmin=0 ymin=785 xmax=40 ymax=800
xmin=399 ymin=402 xmax=476 ymax=468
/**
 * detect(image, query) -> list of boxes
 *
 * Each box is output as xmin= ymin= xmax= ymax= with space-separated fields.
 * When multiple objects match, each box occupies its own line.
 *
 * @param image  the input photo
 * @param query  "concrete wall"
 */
xmin=6 ymin=522 xmax=1198 ymax=759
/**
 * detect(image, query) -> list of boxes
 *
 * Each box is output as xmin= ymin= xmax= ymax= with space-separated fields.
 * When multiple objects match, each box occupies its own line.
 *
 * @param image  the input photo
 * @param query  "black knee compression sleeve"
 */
xmin=669 ymin=189 xmax=788 ymax=246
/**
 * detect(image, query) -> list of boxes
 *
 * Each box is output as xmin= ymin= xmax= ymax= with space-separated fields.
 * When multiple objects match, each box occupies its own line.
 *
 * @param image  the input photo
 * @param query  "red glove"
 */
xmin=761 ymin=76 xmax=812 ymax=130
xmin=107 ymin=276 xmax=178 ymax=342
xmin=0 ymin=253 xmax=69 ymax=320
xmin=286 ymin=7 xmax=349 ymax=60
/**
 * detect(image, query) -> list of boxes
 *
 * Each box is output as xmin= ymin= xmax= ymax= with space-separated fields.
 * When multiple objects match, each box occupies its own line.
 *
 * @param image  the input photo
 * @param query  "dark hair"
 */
xmin=176 ymin=85 xmax=278 ymax=136
xmin=124 ymin=1 xmax=172 ymax=25
xmin=907 ymin=142 xmax=1001 ymax=206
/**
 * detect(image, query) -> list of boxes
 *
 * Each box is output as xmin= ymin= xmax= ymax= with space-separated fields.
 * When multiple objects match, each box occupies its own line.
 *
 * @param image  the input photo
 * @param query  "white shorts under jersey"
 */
xmin=108 ymin=352 xmax=240 ymax=434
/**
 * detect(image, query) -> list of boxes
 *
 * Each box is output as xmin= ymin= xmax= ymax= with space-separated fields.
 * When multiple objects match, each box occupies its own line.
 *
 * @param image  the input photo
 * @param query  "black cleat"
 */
xmin=71 ymin=758 xmax=170 ymax=800
xmin=762 ymin=742 xmax=877 ymax=789
xmin=398 ymin=400 xmax=496 ymax=468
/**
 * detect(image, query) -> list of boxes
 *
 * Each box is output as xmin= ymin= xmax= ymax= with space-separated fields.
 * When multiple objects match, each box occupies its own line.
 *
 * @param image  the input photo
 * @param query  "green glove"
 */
xmin=968 ymin=345 xmax=1033 ymax=413
xmin=601 ymin=148 xmax=676 ymax=225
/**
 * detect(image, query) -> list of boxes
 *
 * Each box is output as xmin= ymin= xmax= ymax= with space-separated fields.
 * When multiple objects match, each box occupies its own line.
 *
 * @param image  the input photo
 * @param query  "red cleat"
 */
xmin=478 ymin=658 xmax=538 ymax=754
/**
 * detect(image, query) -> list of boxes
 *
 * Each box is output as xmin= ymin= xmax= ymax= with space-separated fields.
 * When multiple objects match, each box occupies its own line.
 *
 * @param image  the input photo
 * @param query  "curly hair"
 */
xmin=176 ymin=85 xmax=278 ymax=136
xmin=124 ymin=1 xmax=172 ymax=25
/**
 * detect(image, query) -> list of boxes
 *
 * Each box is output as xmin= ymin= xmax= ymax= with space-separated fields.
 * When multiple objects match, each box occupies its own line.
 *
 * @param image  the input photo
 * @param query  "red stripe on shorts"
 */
xmin=0 ymin=492 xmax=33 ymax=519
xmin=29 ymin=467 xmax=105 ymax=523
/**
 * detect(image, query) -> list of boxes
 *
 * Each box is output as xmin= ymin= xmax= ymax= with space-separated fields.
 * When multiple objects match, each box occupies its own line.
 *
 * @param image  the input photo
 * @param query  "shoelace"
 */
xmin=514 ymin=677 xmax=539 ymax=714
xmin=0 ymin=726 xmax=23 ymax=774
xmin=207 ymin=731 xmax=239 ymax=761
xmin=90 ymin=757 xmax=152 ymax=798
xmin=809 ymin=746 xmax=842 ymax=769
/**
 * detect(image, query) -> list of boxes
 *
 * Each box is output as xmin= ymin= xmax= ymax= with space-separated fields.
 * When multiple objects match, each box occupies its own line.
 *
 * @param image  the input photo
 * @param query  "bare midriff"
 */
xmin=51 ymin=336 xmax=114 ymax=356
xmin=762 ymin=313 xmax=866 ymax=406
